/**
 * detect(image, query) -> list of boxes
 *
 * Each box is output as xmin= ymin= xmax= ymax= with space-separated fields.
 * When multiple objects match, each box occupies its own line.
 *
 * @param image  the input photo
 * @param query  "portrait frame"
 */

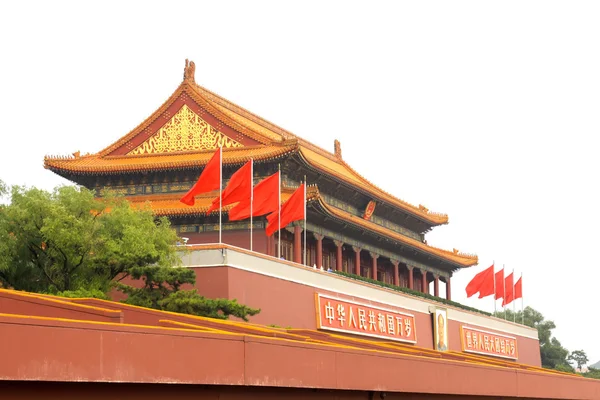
xmin=433 ymin=307 xmax=448 ymax=352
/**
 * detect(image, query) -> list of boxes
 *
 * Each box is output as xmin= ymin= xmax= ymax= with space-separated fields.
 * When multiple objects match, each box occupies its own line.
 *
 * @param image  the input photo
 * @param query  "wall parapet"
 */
xmin=180 ymin=243 xmax=539 ymax=341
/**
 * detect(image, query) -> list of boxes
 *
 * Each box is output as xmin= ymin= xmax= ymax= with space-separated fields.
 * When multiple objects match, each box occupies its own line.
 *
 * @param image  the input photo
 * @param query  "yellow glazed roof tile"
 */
xmin=43 ymin=61 xmax=447 ymax=224
xmin=125 ymin=186 xmax=473 ymax=267
xmin=312 ymin=195 xmax=477 ymax=267
xmin=299 ymin=146 xmax=448 ymax=225
xmin=187 ymin=80 xmax=449 ymax=225
xmin=44 ymin=145 xmax=296 ymax=174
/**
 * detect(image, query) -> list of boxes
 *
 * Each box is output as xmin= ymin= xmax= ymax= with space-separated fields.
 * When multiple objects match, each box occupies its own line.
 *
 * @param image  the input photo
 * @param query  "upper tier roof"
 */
xmin=44 ymin=59 xmax=448 ymax=226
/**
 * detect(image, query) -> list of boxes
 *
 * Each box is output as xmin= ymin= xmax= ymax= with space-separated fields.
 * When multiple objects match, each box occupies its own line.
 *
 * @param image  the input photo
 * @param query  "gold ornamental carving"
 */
xmin=128 ymin=105 xmax=243 ymax=155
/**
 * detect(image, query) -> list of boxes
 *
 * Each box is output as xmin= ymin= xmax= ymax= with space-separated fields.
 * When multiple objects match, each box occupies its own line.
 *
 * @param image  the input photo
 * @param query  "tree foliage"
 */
xmin=494 ymin=307 xmax=573 ymax=372
xmin=582 ymin=368 xmax=600 ymax=380
xmin=568 ymin=350 xmax=589 ymax=371
xmin=0 ymin=182 xmax=260 ymax=322
xmin=56 ymin=288 xmax=110 ymax=300
xmin=116 ymin=266 xmax=260 ymax=321
xmin=0 ymin=184 xmax=180 ymax=292
xmin=0 ymin=179 xmax=7 ymax=197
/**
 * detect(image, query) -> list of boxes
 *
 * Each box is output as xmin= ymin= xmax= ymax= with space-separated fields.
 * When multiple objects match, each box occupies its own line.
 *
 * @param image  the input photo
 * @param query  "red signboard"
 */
xmin=460 ymin=325 xmax=518 ymax=359
xmin=363 ymin=200 xmax=376 ymax=221
xmin=315 ymin=294 xmax=417 ymax=344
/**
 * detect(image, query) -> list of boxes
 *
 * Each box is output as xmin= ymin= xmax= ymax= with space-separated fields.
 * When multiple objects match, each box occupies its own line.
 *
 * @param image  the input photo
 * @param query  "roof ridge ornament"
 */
xmin=334 ymin=139 xmax=342 ymax=159
xmin=183 ymin=59 xmax=196 ymax=83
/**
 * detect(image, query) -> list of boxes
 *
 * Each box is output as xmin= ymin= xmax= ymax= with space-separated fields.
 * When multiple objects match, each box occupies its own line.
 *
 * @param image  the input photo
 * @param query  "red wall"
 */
xmin=193 ymin=266 xmax=541 ymax=366
xmin=193 ymin=266 xmax=229 ymax=300
xmin=1 ymin=381 xmax=527 ymax=400
xmin=0 ymin=314 xmax=596 ymax=399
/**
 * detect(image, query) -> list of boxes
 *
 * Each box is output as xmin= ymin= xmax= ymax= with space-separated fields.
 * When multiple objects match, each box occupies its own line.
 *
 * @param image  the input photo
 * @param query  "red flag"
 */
xmin=180 ymin=148 xmax=221 ymax=206
xmin=228 ymin=171 xmax=280 ymax=221
xmin=207 ymin=160 xmax=252 ymax=213
xmin=478 ymin=269 xmax=495 ymax=299
xmin=502 ymin=272 xmax=514 ymax=306
xmin=514 ymin=275 xmax=522 ymax=300
xmin=494 ymin=268 xmax=504 ymax=300
xmin=465 ymin=264 xmax=494 ymax=298
xmin=265 ymin=183 xmax=305 ymax=237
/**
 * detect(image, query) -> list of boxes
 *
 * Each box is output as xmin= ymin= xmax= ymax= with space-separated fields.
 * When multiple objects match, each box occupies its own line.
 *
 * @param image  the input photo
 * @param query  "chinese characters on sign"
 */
xmin=363 ymin=200 xmax=376 ymax=221
xmin=460 ymin=326 xmax=518 ymax=359
xmin=315 ymin=294 xmax=417 ymax=343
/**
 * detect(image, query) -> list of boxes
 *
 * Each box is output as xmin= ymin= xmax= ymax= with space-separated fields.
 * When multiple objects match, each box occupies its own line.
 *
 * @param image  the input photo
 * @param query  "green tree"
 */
xmin=582 ymin=368 xmax=600 ymax=380
xmin=494 ymin=307 xmax=573 ymax=372
xmin=0 ymin=182 xmax=260 ymax=322
xmin=0 ymin=180 xmax=13 ymax=288
xmin=568 ymin=350 xmax=589 ymax=371
xmin=542 ymin=337 xmax=573 ymax=371
xmin=0 ymin=179 xmax=7 ymax=197
xmin=0 ymin=184 xmax=179 ymax=292
xmin=116 ymin=265 xmax=261 ymax=321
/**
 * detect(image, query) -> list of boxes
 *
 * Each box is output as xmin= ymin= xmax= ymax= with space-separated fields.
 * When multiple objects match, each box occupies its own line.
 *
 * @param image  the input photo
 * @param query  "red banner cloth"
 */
xmin=207 ymin=160 xmax=252 ymax=213
xmin=180 ymin=148 xmax=221 ymax=206
xmin=502 ymin=273 xmax=515 ymax=306
xmin=514 ymin=276 xmax=522 ymax=300
xmin=494 ymin=268 xmax=505 ymax=300
xmin=265 ymin=183 xmax=305 ymax=237
xmin=228 ymin=171 xmax=280 ymax=221
xmin=465 ymin=264 xmax=494 ymax=298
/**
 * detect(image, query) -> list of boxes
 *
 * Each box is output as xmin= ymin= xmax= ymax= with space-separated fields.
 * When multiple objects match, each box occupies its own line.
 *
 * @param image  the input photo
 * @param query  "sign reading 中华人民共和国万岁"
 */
xmin=461 ymin=325 xmax=518 ymax=359
xmin=315 ymin=294 xmax=417 ymax=343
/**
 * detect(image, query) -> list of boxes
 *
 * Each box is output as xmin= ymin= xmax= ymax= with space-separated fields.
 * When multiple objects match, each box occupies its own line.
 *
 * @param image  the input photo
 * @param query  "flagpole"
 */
xmin=512 ymin=268 xmax=516 ymax=323
xmin=521 ymin=272 xmax=524 ymax=325
xmin=303 ymin=175 xmax=307 ymax=266
xmin=492 ymin=261 xmax=496 ymax=315
xmin=219 ymin=146 xmax=222 ymax=244
xmin=502 ymin=264 xmax=506 ymax=320
xmin=278 ymin=164 xmax=281 ymax=259
xmin=250 ymin=158 xmax=253 ymax=251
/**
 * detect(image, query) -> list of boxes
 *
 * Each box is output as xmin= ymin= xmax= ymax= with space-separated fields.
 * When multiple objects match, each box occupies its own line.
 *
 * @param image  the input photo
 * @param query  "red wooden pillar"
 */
xmin=352 ymin=246 xmax=361 ymax=276
xmin=266 ymin=230 xmax=272 ymax=256
xmin=370 ymin=252 xmax=379 ymax=281
xmin=293 ymin=225 xmax=302 ymax=264
xmin=314 ymin=233 xmax=324 ymax=269
xmin=391 ymin=259 xmax=399 ymax=287
xmin=334 ymin=240 xmax=343 ymax=272
xmin=272 ymin=235 xmax=277 ymax=257
xmin=421 ymin=270 xmax=428 ymax=293
xmin=446 ymin=277 xmax=452 ymax=301
xmin=407 ymin=265 xmax=414 ymax=290
xmin=434 ymin=274 xmax=440 ymax=297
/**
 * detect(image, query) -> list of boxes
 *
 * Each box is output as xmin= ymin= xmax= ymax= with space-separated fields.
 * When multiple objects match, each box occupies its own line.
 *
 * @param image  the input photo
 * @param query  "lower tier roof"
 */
xmin=123 ymin=188 xmax=476 ymax=268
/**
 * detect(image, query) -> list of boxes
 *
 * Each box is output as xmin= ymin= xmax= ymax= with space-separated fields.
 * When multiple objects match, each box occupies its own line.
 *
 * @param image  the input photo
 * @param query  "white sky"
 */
xmin=1 ymin=1 xmax=598 ymax=364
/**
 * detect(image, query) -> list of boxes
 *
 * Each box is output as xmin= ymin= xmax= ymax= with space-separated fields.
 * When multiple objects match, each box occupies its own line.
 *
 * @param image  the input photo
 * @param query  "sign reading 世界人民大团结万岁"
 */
xmin=315 ymin=294 xmax=417 ymax=344
xmin=460 ymin=325 xmax=518 ymax=359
